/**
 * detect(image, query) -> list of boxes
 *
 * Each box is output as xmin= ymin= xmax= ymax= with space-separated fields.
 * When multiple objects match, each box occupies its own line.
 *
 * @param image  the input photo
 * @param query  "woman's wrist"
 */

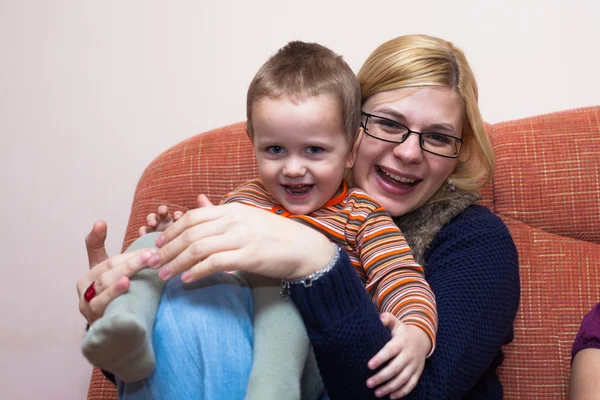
xmin=281 ymin=243 xmax=339 ymax=297
xmin=286 ymin=233 xmax=336 ymax=280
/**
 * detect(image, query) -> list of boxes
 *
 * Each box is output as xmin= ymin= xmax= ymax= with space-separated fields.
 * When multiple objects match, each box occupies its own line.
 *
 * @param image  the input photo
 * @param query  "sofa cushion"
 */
xmin=491 ymin=107 xmax=600 ymax=244
xmin=498 ymin=217 xmax=599 ymax=398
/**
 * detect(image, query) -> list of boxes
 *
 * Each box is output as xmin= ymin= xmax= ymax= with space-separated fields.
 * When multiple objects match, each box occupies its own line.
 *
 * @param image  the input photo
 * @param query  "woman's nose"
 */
xmin=392 ymin=134 xmax=423 ymax=164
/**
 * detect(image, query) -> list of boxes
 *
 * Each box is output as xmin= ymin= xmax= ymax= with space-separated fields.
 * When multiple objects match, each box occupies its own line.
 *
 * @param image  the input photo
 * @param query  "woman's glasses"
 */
xmin=361 ymin=112 xmax=463 ymax=158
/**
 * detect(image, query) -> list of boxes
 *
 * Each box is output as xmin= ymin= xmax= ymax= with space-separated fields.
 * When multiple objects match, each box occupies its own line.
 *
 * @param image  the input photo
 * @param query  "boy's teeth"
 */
xmin=285 ymin=184 xmax=312 ymax=195
xmin=382 ymin=169 xmax=415 ymax=183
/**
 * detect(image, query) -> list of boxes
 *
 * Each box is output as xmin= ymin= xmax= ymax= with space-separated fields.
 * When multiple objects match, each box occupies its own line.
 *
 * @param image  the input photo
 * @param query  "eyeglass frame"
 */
xmin=360 ymin=111 xmax=464 ymax=159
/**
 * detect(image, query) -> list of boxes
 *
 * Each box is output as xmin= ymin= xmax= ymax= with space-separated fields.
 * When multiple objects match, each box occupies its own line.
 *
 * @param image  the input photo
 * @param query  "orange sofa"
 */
xmin=87 ymin=106 xmax=600 ymax=399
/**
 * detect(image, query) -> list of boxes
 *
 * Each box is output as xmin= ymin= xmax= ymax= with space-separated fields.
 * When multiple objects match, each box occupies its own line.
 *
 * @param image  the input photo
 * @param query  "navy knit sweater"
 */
xmin=290 ymin=205 xmax=520 ymax=399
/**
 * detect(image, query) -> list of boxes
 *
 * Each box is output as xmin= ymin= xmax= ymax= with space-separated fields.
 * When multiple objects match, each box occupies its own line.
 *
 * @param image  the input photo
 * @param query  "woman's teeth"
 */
xmin=380 ymin=168 xmax=416 ymax=184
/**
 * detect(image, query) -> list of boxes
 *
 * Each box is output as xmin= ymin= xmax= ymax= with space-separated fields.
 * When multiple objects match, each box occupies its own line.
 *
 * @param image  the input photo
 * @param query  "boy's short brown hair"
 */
xmin=246 ymin=41 xmax=361 ymax=146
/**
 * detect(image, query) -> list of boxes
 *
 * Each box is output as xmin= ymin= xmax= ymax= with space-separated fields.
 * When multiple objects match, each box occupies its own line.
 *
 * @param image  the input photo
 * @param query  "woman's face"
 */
xmin=352 ymin=86 xmax=463 ymax=217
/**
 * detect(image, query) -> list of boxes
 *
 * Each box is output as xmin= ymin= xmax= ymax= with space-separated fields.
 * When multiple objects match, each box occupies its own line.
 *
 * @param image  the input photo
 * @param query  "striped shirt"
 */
xmin=222 ymin=179 xmax=437 ymax=348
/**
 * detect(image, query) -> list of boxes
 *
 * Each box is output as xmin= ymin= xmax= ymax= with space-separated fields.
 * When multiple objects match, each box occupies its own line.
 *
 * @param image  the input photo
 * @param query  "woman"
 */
xmin=78 ymin=34 xmax=520 ymax=399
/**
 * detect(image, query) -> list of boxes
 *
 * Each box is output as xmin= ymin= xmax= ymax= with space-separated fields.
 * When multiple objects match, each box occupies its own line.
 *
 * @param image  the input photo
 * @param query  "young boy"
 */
xmin=82 ymin=41 xmax=437 ymax=399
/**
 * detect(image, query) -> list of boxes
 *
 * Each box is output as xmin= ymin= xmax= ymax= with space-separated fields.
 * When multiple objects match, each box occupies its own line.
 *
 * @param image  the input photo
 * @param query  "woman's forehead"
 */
xmin=363 ymin=87 xmax=421 ymax=108
xmin=363 ymin=86 xmax=464 ymax=131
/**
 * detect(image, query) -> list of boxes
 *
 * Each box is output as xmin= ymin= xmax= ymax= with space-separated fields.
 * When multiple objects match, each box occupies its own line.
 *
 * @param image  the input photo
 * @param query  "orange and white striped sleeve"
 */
xmin=353 ymin=201 xmax=438 ymax=353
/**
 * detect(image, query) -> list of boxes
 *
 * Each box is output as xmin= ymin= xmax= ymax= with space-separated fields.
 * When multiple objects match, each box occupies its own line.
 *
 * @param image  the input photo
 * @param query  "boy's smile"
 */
xmin=283 ymin=184 xmax=313 ymax=197
xmin=250 ymin=94 xmax=356 ymax=215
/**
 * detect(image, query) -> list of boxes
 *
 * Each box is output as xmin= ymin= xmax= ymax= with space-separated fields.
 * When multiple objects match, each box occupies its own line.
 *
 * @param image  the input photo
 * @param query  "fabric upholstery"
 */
xmin=491 ymin=107 xmax=600 ymax=399
xmin=87 ymin=107 xmax=600 ymax=400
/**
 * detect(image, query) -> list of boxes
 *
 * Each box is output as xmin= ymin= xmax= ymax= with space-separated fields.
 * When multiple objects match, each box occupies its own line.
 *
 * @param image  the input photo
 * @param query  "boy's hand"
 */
xmin=139 ymin=205 xmax=184 ymax=236
xmin=366 ymin=313 xmax=431 ymax=399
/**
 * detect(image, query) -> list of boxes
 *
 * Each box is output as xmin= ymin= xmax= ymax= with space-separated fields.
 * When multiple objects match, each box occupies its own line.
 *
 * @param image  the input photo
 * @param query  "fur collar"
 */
xmin=394 ymin=184 xmax=481 ymax=266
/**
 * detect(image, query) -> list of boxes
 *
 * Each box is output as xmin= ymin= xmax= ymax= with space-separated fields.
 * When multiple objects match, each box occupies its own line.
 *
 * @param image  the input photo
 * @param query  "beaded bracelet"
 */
xmin=280 ymin=243 xmax=340 ymax=299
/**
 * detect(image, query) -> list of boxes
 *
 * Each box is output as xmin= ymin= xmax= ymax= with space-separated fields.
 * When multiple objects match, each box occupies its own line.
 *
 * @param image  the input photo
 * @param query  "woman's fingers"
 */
xmin=94 ymin=249 xmax=157 ymax=293
xmin=156 ymin=205 xmax=222 ymax=248
xmin=77 ymin=248 xmax=154 ymax=296
xmin=153 ymin=204 xmax=229 ymax=258
xmin=77 ymin=248 xmax=157 ymax=323
xmin=179 ymin=238 xmax=244 ymax=282
xmin=152 ymin=220 xmax=232 ymax=279
xmin=84 ymin=276 xmax=131 ymax=324
xmin=86 ymin=220 xmax=109 ymax=268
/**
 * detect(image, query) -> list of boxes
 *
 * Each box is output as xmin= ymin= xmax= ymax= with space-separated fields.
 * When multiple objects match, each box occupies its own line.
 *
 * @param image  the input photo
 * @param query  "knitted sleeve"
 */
xmin=355 ymin=206 xmax=437 ymax=353
xmin=406 ymin=206 xmax=520 ymax=399
xmin=290 ymin=248 xmax=392 ymax=399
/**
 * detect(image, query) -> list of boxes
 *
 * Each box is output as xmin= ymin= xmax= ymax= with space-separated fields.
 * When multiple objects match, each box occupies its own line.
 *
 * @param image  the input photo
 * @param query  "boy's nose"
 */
xmin=282 ymin=158 xmax=307 ymax=177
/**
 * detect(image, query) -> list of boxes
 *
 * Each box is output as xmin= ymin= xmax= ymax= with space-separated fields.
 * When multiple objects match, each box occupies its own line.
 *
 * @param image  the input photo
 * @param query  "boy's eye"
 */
xmin=266 ymin=146 xmax=285 ymax=154
xmin=306 ymin=146 xmax=324 ymax=154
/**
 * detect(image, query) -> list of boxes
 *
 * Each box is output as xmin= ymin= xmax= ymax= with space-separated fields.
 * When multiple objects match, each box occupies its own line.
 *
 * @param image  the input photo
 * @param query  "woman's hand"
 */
xmin=147 ymin=197 xmax=335 ymax=283
xmin=366 ymin=313 xmax=431 ymax=399
xmin=77 ymin=220 xmax=157 ymax=324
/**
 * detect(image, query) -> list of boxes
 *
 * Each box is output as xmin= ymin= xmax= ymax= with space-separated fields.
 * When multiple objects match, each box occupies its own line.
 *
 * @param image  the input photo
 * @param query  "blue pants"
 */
xmin=118 ymin=272 xmax=254 ymax=400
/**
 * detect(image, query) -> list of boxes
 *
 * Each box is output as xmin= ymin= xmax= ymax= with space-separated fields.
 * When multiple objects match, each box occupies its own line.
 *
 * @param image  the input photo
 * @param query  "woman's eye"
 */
xmin=374 ymin=119 xmax=404 ymax=133
xmin=266 ymin=146 xmax=285 ymax=154
xmin=378 ymin=120 xmax=398 ymax=128
xmin=306 ymin=146 xmax=324 ymax=154
xmin=424 ymin=133 xmax=451 ymax=145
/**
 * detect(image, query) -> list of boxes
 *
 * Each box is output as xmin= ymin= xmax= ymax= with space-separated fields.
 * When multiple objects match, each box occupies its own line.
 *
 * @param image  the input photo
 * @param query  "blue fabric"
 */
xmin=118 ymin=272 xmax=254 ymax=400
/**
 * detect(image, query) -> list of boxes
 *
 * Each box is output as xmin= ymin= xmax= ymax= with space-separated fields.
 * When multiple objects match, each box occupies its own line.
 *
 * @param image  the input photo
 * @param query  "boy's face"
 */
xmin=251 ymin=94 xmax=359 ymax=215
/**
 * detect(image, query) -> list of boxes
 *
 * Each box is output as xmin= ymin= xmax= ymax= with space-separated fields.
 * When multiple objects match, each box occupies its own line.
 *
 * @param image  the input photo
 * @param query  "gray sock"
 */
xmin=81 ymin=232 xmax=164 ymax=382
xmin=236 ymin=272 xmax=310 ymax=400
xmin=301 ymin=349 xmax=325 ymax=400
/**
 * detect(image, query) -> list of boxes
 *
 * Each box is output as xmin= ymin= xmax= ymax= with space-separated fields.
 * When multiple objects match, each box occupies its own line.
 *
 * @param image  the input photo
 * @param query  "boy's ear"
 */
xmin=345 ymin=127 xmax=364 ymax=169
xmin=245 ymin=126 xmax=253 ymax=141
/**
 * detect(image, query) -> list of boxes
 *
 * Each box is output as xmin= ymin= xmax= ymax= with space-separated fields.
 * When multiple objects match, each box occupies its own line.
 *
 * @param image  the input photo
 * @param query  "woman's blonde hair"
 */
xmin=358 ymin=34 xmax=494 ymax=191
